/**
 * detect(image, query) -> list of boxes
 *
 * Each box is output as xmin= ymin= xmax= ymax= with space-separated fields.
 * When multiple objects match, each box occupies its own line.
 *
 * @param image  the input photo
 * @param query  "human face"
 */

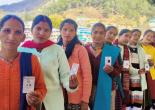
xmin=0 ymin=18 xmax=25 ymax=51
xmin=118 ymin=32 xmax=131 ymax=45
xmin=91 ymin=26 xmax=106 ymax=44
xmin=143 ymin=32 xmax=154 ymax=44
xmin=105 ymin=28 xmax=117 ymax=43
xmin=60 ymin=23 xmax=76 ymax=44
xmin=32 ymin=21 xmax=52 ymax=43
xmin=151 ymin=32 xmax=155 ymax=43
xmin=130 ymin=31 xmax=141 ymax=45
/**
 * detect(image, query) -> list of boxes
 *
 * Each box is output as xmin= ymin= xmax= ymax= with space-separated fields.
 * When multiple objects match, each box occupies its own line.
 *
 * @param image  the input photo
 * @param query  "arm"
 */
xmin=31 ymin=55 xmax=47 ymax=101
xmin=78 ymin=46 xmax=92 ymax=103
xmin=109 ymin=53 xmax=123 ymax=77
xmin=58 ymin=47 xmax=77 ymax=92
xmin=26 ymin=55 xmax=47 ymax=107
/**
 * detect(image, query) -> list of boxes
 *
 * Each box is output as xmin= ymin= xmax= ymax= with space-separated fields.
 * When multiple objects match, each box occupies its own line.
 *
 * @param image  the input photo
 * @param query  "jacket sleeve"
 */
xmin=78 ymin=46 xmax=92 ymax=103
xmin=58 ymin=47 xmax=77 ymax=92
xmin=32 ymin=55 xmax=47 ymax=101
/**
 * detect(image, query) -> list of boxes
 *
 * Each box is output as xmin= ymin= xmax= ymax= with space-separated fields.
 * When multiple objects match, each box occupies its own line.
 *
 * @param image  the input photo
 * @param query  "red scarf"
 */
xmin=22 ymin=40 xmax=54 ymax=51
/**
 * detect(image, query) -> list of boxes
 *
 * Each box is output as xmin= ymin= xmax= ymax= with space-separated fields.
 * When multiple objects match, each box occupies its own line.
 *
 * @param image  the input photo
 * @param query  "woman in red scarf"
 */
xmin=21 ymin=15 xmax=78 ymax=110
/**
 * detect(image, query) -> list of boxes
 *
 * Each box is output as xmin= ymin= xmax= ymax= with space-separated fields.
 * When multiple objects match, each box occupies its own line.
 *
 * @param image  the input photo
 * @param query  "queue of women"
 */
xmin=0 ymin=14 xmax=155 ymax=110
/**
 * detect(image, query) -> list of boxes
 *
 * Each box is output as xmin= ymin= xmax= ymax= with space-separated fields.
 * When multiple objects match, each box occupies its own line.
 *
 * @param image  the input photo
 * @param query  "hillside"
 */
xmin=0 ymin=0 xmax=44 ymax=12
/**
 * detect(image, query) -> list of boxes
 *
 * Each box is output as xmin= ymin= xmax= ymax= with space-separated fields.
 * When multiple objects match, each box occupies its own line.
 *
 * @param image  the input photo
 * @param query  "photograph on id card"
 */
xmin=23 ymin=76 xmax=35 ymax=93
xmin=105 ymin=56 xmax=112 ymax=66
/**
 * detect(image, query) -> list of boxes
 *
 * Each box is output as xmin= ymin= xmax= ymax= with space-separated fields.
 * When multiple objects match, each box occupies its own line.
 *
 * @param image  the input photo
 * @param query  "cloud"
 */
xmin=0 ymin=0 xmax=23 ymax=6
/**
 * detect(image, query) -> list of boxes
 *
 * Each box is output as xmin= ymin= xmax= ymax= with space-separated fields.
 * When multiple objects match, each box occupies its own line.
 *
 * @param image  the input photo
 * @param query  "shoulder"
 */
xmin=46 ymin=44 xmax=65 ymax=56
xmin=46 ymin=44 xmax=64 ymax=51
xmin=22 ymin=40 xmax=33 ymax=47
xmin=75 ymin=44 xmax=87 ymax=52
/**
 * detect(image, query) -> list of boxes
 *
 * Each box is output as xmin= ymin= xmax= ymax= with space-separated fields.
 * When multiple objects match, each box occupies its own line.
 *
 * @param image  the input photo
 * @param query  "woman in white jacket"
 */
xmin=128 ymin=29 xmax=147 ymax=110
xmin=20 ymin=15 xmax=78 ymax=110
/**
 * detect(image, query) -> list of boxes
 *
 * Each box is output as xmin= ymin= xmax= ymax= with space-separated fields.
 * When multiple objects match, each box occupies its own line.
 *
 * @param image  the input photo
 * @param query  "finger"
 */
xmin=26 ymin=94 xmax=34 ymax=106
xmin=27 ymin=93 xmax=41 ymax=105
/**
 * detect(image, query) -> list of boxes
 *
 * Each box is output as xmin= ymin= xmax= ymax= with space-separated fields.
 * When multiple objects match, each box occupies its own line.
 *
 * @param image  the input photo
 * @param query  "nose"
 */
xmin=40 ymin=30 xmax=45 ymax=35
xmin=8 ymin=32 xmax=15 ymax=40
xmin=64 ymin=30 xmax=71 ymax=37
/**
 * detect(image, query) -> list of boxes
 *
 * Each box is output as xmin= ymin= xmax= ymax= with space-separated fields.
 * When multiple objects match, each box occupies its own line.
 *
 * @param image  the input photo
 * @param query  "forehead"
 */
xmin=120 ymin=32 xmax=131 ymax=38
xmin=108 ymin=28 xmax=117 ymax=33
xmin=145 ymin=32 xmax=154 ymax=36
xmin=2 ymin=18 xmax=23 ymax=31
xmin=93 ymin=26 xmax=105 ymax=32
xmin=132 ymin=31 xmax=141 ymax=35
xmin=62 ymin=23 xmax=75 ymax=29
xmin=34 ymin=21 xmax=50 ymax=29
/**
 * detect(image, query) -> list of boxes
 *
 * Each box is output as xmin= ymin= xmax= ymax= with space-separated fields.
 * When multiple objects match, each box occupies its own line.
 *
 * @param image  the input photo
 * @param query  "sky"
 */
xmin=0 ymin=0 xmax=23 ymax=6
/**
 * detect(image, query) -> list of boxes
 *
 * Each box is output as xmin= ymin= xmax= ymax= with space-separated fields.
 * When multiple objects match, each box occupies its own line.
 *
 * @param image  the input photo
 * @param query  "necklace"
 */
xmin=90 ymin=44 xmax=103 ymax=57
xmin=0 ymin=53 xmax=19 ymax=63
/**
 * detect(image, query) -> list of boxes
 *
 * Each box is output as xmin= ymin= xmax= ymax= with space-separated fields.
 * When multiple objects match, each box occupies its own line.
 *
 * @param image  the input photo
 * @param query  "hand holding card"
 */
xmin=26 ymin=91 xmax=41 ymax=106
xmin=103 ymin=65 xmax=113 ymax=73
xmin=145 ymin=63 xmax=150 ymax=71
xmin=69 ymin=75 xmax=78 ymax=89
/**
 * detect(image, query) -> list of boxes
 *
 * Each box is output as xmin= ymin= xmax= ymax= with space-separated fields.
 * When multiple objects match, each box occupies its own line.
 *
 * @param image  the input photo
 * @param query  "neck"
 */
xmin=0 ymin=48 xmax=18 ymax=62
xmin=63 ymin=41 xmax=70 ymax=47
xmin=92 ymin=42 xmax=103 ymax=49
xmin=118 ymin=39 xmax=125 ymax=46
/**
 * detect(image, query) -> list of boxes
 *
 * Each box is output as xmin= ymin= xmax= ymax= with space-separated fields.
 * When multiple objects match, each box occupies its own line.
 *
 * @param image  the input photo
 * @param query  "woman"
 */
xmin=21 ymin=15 xmax=78 ymax=110
xmin=85 ymin=23 xmax=121 ymax=110
xmin=128 ymin=29 xmax=147 ymax=110
xmin=105 ymin=25 xmax=118 ymax=44
xmin=140 ymin=29 xmax=155 ymax=109
xmin=0 ymin=15 xmax=47 ymax=110
xmin=58 ymin=19 xmax=92 ymax=110
xmin=113 ymin=29 xmax=132 ymax=110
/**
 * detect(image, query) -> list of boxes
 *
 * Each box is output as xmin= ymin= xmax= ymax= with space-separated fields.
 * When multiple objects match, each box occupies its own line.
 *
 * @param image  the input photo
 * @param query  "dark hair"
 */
xmin=131 ymin=29 xmax=141 ymax=34
xmin=0 ymin=14 xmax=25 ymax=31
xmin=106 ymin=25 xmax=118 ymax=35
xmin=143 ymin=29 xmax=154 ymax=37
xmin=60 ymin=18 xmax=78 ymax=31
xmin=91 ymin=22 xmax=105 ymax=33
xmin=31 ymin=15 xmax=52 ymax=31
xmin=119 ymin=29 xmax=130 ymax=36
xmin=106 ymin=26 xmax=117 ymax=31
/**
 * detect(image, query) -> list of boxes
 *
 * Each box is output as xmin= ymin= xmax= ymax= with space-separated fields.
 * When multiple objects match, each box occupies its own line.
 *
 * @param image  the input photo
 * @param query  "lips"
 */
xmin=5 ymin=41 xmax=16 ymax=46
xmin=37 ymin=35 xmax=45 ymax=39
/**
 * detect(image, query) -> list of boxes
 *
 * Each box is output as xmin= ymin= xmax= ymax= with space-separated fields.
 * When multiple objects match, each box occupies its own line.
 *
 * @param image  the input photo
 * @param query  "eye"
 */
xmin=1 ymin=28 xmax=11 ymax=34
xmin=63 ymin=28 xmax=67 ymax=32
xmin=15 ymin=30 xmax=23 ymax=35
xmin=44 ymin=29 xmax=50 ymax=32
xmin=37 ymin=27 xmax=41 ymax=31
xmin=69 ymin=29 xmax=74 ymax=32
xmin=93 ymin=31 xmax=97 ymax=34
